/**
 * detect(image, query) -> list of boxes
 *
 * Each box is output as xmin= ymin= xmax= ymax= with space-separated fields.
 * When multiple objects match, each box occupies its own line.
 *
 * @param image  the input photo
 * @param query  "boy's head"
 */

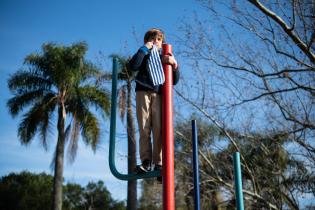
xmin=144 ymin=28 xmax=165 ymax=48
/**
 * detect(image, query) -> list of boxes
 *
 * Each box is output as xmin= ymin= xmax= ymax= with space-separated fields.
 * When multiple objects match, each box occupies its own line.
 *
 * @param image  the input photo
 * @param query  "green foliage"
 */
xmin=0 ymin=171 xmax=53 ymax=210
xmin=0 ymin=171 xmax=126 ymax=210
xmin=84 ymin=181 xmax=112 ymax=209
xmin=174 ymin=117 xmax=224 ymax=210
xmin=63 ymin=183 xmax=85 ymax=210
xmin=6 ymin=42 xmax=112 ymax=210
xmin=171 ymin=115 xmax=315 ymax=209
xmin=7 ymin=42 xmax=110 ymax=151
xmin=138 ymin=179 xmax=162 ymax=210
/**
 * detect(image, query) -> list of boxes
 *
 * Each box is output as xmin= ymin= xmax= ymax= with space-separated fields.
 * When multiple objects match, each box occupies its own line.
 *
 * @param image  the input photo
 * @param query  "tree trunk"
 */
xmin=52 ymin=102 xmax=66 ymax=210
xmin=127 ymin=80 xmax=137 ymax=210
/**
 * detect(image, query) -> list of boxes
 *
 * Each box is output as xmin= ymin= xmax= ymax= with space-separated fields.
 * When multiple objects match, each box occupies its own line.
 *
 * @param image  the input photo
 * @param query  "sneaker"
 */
xmin=154 ymin=165 xmax=162 ymax=183
xmin=136 ymin=160 xmax=151 ymax=174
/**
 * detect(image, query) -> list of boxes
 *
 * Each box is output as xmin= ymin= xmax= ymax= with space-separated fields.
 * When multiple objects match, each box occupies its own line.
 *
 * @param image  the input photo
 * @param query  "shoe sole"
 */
xmin=135 ymin=165 xmax=150 ymax=174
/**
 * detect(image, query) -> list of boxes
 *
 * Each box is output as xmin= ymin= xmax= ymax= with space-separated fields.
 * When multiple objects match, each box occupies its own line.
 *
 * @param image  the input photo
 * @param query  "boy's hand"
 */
xmin=162 ymin=55 xmax=178 ymax=69
xmin=145 ymin=41 xmax=154 ymax=50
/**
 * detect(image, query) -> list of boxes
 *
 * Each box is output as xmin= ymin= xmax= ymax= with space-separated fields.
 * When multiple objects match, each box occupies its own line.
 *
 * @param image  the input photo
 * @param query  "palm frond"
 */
xmin=118 ymin=85 xmax=127 ymax=122
xmin=64 ymin=124 xmax=71 ymax=144
xmin=79 ymin=110 xmax=100 ymax=151
xmin=25 ymin=42 xmax=96 ymax=92
xmin=18 ymin=106 xmax=46 ymax=144
xmin=66 ymin=90 xmax=103 ymax=153
xmin=38 ymin=93 xmax=57 ymax=150
xmin=7 ymin=42 xmax=110 ymax=166
xmin=80 ymin=61 xmax=102 ymax=81
xmin=24 ymin=53 xmax=50 ymax=76
xmin=18 ymin=92 xmax=57 ymax=146
xmin=8 ymin=69 xmax=53 ymax=93
xmin=50 ymin=146 xmax=57 ymax=172
xmin=74 ymin=85 xmax=111 ymax=117
xmin=7 ymin=90 xmax=56 ymax=117
xmin=67 ymin=115 xmax=81 ymax=164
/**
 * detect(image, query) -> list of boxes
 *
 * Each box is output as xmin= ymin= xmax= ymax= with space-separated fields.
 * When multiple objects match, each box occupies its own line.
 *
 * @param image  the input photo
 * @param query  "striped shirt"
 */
xmin=147 ymin=45 xmax=165 ymax=86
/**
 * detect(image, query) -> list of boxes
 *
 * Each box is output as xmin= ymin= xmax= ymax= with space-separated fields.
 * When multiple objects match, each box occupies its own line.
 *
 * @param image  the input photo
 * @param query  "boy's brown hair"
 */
xmin=144 ymin=28 xmax=165 ymax=43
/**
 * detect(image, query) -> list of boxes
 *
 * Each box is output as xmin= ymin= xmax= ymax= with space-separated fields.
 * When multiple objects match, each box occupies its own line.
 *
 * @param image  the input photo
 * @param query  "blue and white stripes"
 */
xmin=147 ymin=45 xmax=165 ymax=86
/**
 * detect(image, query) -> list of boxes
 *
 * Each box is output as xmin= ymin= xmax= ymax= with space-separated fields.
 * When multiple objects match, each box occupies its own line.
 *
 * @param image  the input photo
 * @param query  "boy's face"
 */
xmin=149 ymin=35 xmax=163 ymax=49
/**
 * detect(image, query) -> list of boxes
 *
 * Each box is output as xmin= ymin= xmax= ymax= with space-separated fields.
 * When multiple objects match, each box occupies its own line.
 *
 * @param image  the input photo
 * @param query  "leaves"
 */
xmin=0 ymin=171 xmax=126 ymax=210
xmin=7 ymin=42 xmax=110 ymax=155
xmin=118 ymin=86 xmax=127 ymax=122
xmin=7 ymin=42 xmax=112 ymax=210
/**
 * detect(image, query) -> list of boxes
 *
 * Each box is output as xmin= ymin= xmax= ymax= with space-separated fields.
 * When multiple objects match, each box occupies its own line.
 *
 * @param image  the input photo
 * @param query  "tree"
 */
xmin=175 ymin=0 xmax=314 ymax=208
xmin=0 ymin=171 xmax=53 ymax=210
xmin=174 ymin=116 xmax=314 ymax=209
xmin=64 ymin=180 xmax=126 ymax=210
xmin=84 ymin=181 xmax=113 ymax=210
xmin=0 ymin=171 xmax=126 ymax=210
xmin=174 ymin=118 xmax=225 ymax=210
xmin=7 ymin=42 xmax=111 ymax=210
xmin=138 ymin=179 xmax=163 ymax=210
xmin=63 ymin=183 xmax=85 ymax=210
xmin=177 ymin=0 xmax=314 ymax=159
xmin=117 ymin=56 xmax=138 ymax=210
xmin=100 ymin=55 xmax=138 ymax=210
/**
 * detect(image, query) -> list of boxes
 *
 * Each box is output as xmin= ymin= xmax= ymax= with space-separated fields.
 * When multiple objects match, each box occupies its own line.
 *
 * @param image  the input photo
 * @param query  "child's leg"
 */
xmin=152 ymin=93 xmax=162 ymax=166
xmin=136 ymin=91 xmax=152 ymax=163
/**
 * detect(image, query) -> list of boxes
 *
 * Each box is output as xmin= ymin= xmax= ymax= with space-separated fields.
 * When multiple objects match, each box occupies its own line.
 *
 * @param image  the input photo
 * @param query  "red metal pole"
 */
xmin=162 ymin=43 xmax=175 ymax=210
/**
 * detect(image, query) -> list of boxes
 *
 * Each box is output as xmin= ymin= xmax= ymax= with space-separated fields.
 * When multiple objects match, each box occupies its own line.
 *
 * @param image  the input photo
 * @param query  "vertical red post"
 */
xmin=162 ymin=43 xmax=175 ymax=210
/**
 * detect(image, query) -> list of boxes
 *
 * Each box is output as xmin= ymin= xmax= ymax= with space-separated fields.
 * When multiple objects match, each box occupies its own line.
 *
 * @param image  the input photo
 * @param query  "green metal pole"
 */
xmin=108 ymin=57 xmax=160 ymax=180
xmin=233 ymin=152 xmax=244 ymax=210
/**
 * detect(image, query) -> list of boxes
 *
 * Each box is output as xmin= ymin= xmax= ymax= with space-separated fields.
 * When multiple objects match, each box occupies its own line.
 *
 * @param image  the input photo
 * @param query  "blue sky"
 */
xmin=0 ymin=0 xmax=203 ymax=202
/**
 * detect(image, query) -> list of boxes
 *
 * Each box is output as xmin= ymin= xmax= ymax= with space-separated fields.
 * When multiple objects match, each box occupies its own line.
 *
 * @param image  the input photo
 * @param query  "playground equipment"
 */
xmin=233 ymin=152 xmax=244 ymax=210
xmin=161 ymin=43 xmax=175 ymax=210
xmin=109 ymin=44 xmax=244 ymax=210
xmin=109 ymin=57 xmax=160 ymax=180
xmin=191 ymin=120 xmax=245 ymax=210
xmin=192 ymin=120 xmax=200 ymax=210
xmin=109 ymin=43 xmax=176 ymax=210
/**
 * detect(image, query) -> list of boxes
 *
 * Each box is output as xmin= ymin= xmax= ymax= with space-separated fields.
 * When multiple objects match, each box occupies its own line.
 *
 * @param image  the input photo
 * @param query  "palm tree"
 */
xmin=100 ymin=55 xmax=137 ymax=210
xmin=7 ymin=42 xmax=110 ymax=210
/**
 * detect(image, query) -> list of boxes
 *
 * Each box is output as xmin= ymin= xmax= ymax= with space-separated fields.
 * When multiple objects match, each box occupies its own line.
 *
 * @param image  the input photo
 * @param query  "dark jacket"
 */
xmin=128 ymin=45 xmax=180 ymax=94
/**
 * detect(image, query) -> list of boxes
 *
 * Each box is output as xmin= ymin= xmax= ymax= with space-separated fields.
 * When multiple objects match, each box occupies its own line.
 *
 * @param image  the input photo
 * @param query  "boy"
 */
xmin=128 ymin=28 xmax=180 ymax=175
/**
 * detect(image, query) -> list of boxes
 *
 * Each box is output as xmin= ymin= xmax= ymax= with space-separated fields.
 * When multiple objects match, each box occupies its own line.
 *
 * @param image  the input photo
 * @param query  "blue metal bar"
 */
xmin=192 ymin=120 xmax=200 ymax=210
xmin=233 ymin=152 xmax=244 ymax=210
xmin=108 ymin=57 xmax=160 ymax=180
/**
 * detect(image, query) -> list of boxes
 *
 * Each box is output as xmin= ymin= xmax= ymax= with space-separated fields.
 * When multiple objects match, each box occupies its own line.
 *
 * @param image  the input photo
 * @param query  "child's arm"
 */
xmin=128 ymin=45 xmax=150 ymax=71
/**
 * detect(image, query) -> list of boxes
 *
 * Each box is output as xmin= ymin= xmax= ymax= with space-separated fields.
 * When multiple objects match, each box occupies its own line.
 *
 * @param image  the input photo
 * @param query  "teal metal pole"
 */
xmin=109 ymin=57 xmax=119 ymax=178
xmin=233 ymin=152 xmax=244 ymax=210
xmin=109 ymin=57 xmax=160 ymax=180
